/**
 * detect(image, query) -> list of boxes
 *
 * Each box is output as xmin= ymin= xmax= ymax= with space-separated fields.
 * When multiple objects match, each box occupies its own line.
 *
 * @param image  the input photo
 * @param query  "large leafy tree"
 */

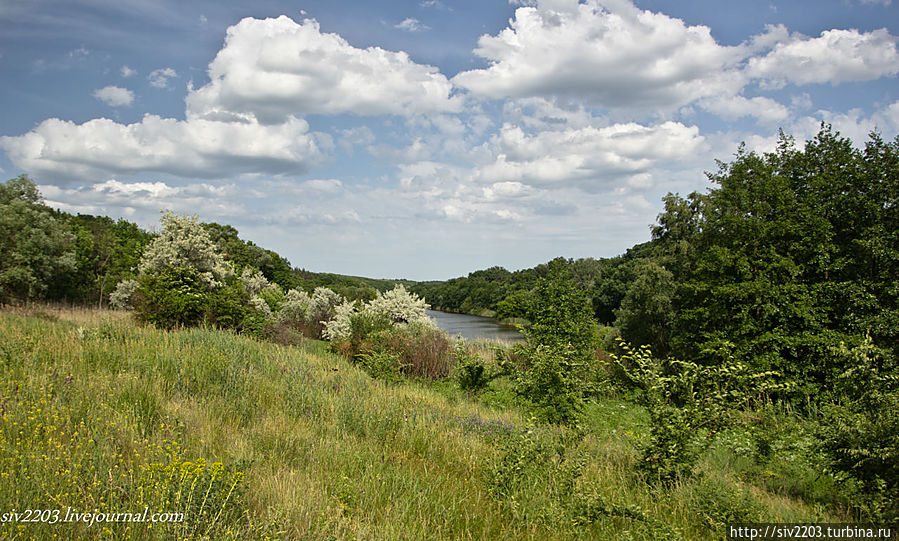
xmin=0 ymin=175 xmax=76 ymax=302
xmin=653 ymin=127 xmax=898 ymax=391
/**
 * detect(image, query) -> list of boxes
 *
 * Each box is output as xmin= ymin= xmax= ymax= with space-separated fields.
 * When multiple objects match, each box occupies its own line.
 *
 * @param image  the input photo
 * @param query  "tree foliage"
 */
xmin=139 ymin=212 xmax=234 ymax=288
xmin=0 ymin=175 xmax=76 ymax=302
xmin=655 ymin=128 xmax=898 ymax=393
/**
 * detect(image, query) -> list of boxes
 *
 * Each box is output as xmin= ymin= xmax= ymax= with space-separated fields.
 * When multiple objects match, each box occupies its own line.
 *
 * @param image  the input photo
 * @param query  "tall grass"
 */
xmin=0 ymin=307 xmax=836 ymax=540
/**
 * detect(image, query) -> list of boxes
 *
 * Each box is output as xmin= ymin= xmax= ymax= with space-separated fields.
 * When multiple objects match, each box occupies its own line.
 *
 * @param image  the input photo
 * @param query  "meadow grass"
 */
xmin=0 ymin=307 xmax=837 ymax=540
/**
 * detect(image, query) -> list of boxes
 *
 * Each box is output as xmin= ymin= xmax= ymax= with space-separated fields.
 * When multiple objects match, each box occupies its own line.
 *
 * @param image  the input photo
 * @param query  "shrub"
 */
xmin=109 ymin=278 xmax=139 ymax=309
xmin=366 ymin=284 xmax=432 ymax=325
xmin=240 ymin=267 xmax=284 ymax=311
xmin=322 ymin=300 xmax=357 ymax=342
xmin=357 ymin=348 xmax=406 ymax=383
xmin=512 ymin=344 xmax=587 ymax=425
xmin=257 ymin=285 xmax=285 ymax=312
xmin=343 ymin=310 xmax=393 ymax=356
xmin=610 ymin=340 xmax=786 ymax=483
xmin=320 ymin=285 xmax=452 ymax=380
xmin=383 ymin=323 xmax=452 ymax=379
xmin=138 ymin=211 xmax=233 ymax=288
xmin=690 ymin=476 xmax=766 ymax=530
xmin=454 ymin=342 xmax=493 ymax=392
xmin=239 ymin=267 xmax=270 ymax=296
xmin=202 ymin=279 xmax=252 ymax=330
xmin=819 ymin=338 xmax=899 ymax=521
xmin=133 ymin=267 xmax=208 ymax=329
xmin=276 ymin=288 xmax=312 ymax=332
xmin=248 ymin=295 xmax=272 ymax=318
xmin=306 ymin=287 xmax=344 ymax=338
xmin=509 ymin=268 xmax=597 ymax=425
xmin=524 ymin=269 xmax=595 ymax=360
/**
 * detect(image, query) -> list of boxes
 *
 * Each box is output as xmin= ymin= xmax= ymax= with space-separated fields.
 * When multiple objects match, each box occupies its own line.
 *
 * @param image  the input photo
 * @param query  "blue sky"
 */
xmin=1 ymin=0 xmax=897 ymax=280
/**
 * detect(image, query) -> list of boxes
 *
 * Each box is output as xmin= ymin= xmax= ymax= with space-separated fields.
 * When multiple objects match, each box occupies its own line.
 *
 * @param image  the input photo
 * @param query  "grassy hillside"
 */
xmin=0 ymin=307 xmax=838 ymax=540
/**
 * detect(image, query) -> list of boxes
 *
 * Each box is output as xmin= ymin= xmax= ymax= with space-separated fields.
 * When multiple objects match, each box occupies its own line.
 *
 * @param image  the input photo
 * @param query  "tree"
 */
xmin=513 ymin=264 xmax=597 ymax=424
xmin=138 ymin=212 xmax=233 ymax=288
xmin=615 ymin=259 xmax=675 ymax=358
xmin=0 ymin=175 xmax=76 ymax=302
xmin=654 ymin=127 xmax=898 ymax=393
xmin=524 ymin=264 xmax=596 ymax=357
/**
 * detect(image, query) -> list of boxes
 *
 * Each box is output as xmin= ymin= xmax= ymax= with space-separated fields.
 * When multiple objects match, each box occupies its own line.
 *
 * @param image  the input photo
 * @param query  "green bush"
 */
xmin=332 ymin=312 xmax=452 ymax=381
xmin=611 ymin=340 xmax=785 ymax=483
xmin=454 ymin=342 xmax=494 ymax=392
xmin=203 ymin=279 xmax=252 ymax=330
xmin=133 ymin=267 xmax=208 ymax=329
xmin=512 ymin=344 xmax=587 ymax=425
xmin=690 ymin=476 xmax=766 ymax=530
xmin=357 ymin=347 xmax=406 ymax=383
xmin=508 ymin=267 xmax=597 ymax=425
xmin=819 ymin=338 xmax=899 ymax=521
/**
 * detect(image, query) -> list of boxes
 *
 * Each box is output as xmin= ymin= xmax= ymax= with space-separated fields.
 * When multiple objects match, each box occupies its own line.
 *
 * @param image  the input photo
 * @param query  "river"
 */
xmin=426 ymin=309 xmax=525 ymax=343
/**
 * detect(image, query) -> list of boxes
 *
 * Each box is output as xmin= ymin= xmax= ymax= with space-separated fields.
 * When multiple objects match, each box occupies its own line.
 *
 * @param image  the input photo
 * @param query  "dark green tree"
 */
xmin=0 ymin=176 xmax=76 ymax=302
xmin=615 ymin=259 xmax=675 ymax=358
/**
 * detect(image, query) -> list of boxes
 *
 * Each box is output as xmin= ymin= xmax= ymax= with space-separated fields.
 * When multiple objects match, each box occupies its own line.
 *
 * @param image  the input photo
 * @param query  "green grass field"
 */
xmin=0 ymin=307 xmax=840 ymax=540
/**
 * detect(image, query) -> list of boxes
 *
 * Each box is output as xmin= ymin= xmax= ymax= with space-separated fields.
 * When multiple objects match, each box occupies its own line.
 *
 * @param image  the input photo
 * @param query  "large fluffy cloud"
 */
xmin=747 ymin=28 xmax=899 ymax=88
xmin=474 ymin=121 xmax=705 ymax=190
xmin=453 ymin=0 xmax=744 ymax=111
xmin=453 ymin=0 xmax=899 ymax=118
xmin=0 ymin=114 xmax=323 ymax=182
xmin=186 ymin=16 xmax=461 ymax=123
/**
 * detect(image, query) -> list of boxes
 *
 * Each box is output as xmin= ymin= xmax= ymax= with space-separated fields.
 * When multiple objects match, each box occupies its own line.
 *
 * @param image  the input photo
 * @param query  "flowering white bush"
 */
xmin=239 ymin=268 xmax=270 ymax=296
xmin=321 ymin=284 xmax=435 ymax=342
xmin=277 ymin=288 xmax=312 ymax=326
xmin=249 ymin=295 xmax=272 ymax=318
xmin=308 ymin=287 xmax=344 ymax=327
xmin=366 ymin=284 xmax=432 ymax=326
xmin=138 ymin=211 xmax=233 ymax=288
xmin=322 ymin=300 xmax=357 ymax=341
xmin=109 ymin=278 xmax=139 ymax=309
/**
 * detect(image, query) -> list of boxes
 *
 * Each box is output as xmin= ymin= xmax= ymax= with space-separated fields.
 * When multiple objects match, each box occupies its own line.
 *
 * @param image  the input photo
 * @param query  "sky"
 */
xmin=1 ymin=0 xmax=897 ymax=280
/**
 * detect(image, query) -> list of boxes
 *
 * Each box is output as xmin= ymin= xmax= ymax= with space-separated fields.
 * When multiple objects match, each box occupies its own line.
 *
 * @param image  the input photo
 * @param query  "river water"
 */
xmin=426 ymin=309 xmax=525 ymax=343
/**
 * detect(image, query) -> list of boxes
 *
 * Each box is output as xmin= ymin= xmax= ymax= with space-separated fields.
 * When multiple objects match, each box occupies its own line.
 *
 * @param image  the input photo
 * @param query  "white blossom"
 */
xmin=109 ymin=278 xmax=139 ymax=309
xmin=365 ymin=284 xmax=432 ymax=326
xmin=307 ymin=286 xmax=344 ymax=327
xmin=249 ymin=295 xmax=273 ymax=317
xmin=277 ymin=287 xmax=312 ymax=326
xmin=138 ymin=211 xmax=233 ymax=288
xmin=322 ymin=300 xmax=357 ymax=341
xmin=239 ymin=267 xmax=271 ymax=296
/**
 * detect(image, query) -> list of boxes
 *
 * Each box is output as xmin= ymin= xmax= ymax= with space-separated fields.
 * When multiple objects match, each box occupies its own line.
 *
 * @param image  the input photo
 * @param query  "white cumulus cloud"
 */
xmin=92 ymin=86 xmax=134 ymax=107
xmin=0 ymin=114 xmax=323 ymax=183
xmin=747 ymin=27 xmax=899 ymax=88
xmin=453 ymin=0 xmax=745 ymax=112
xmin=39 ymin=180 xmax=246 ymax=224
xmin=395 ymin=18 xmax=430 ymax=32
xmin=186 ymin=16 xmax=460 ymax=123
xmin=475 ymin=121 xmax=705 ymax=191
